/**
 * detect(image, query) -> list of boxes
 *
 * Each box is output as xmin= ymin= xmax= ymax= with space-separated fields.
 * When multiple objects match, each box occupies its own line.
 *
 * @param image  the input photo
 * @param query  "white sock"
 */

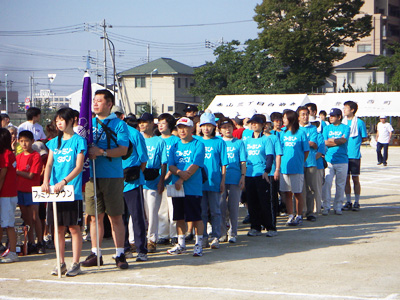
xmin=346 ymin=194 xmax=351 ymax=203
xmin=178 ymin=235 xmax=186 ymax=248
xmin=91 ymin=247 xmax=101 ymax=257
xmin=195 ymin=235 xmax=203 ymax=246
xmin=355 ymin=194 xmax=360 ymax=203
xmin=116 ymin=248 xmax=124 ymax=257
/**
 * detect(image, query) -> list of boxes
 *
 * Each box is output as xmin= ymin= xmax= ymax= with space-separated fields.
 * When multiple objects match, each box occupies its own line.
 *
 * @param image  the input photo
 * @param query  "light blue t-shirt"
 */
xmin=300 ymin=124 xmax=318 ymax=168
xmin=91 ymin=113 xmax=130 ymax=178
xmin=316 ymin=133 xmax=326 ymax=170
xmin=280 ymin=129 xmax=310 ymax=174
xmin=245 ymin=134 xmax=274 ymax=177
xmin=224 ymin=138 xmax=247 ymax=185
xmin=47 ymin=134 xmax=87 ymax=200
xmin=266 ymin=134 xmax=283 ymax=176
xmin=169 ymin=138 xmax=205 ymax=196
xmin=201 ymin=137 xmax=228 ymax=192
xmin=323 ymin=123 xmax=350 ymax=164
xmin=241 ymin=129 xmax=253 ymax=141
xmin=346 ymin=118 xmax=368 ymax=159
xmin=161 ymin=135 xmax=180 ymax=185
xmin=143 ymin=136 xmax=167 ymax=190
xmin=122 ymin=126 xmax=148 ymax=193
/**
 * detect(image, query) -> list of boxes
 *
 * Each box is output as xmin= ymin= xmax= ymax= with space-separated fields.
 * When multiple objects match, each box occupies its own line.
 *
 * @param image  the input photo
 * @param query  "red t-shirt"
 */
xmin=233 ymin=128 xmax=245 ymax=139
xmin=0 ymin=149 xmax=18 ymax=197
xmin=16 ymin=151 xmax=43 ymax=193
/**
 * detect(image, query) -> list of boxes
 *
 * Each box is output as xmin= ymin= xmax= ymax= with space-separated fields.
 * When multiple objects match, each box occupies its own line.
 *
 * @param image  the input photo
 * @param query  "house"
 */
xmin=118 ymin=58 xmax=201 ymax=116
xmin=334 ymin=54 xmax=387 ymax=91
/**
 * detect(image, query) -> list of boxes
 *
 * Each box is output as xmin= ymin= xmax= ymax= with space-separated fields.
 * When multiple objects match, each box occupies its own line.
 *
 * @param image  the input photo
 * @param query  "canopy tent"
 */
xmin=207 ymin=94 xmax=310 ymax=118
xmin=308 ymin=92 xmax=400 ymax=117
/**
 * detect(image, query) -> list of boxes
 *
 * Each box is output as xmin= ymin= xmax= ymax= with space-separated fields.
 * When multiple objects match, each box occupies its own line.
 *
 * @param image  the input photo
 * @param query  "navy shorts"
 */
xmin=172 ymin=195 xmax=202 ymax=222
xmin=348 ymin=159 xmax=361 ymax=176
xmin=18 ymin=191 xmax=38 ymax=206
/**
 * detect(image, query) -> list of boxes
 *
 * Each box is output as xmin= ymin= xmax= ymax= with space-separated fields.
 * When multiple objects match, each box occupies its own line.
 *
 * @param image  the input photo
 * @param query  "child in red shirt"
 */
xmin=16 ymin=130 xmax=44 ymax=254
xmin=0 ymin=128 xmax=19 ymax=263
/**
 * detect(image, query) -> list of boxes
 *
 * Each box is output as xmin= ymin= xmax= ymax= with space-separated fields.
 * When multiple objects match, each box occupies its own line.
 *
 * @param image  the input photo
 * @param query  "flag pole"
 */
xmin=92 ymin=160 xmax=101 ymax=270
xmin=52 ymin=202 xmax=62 ymax=278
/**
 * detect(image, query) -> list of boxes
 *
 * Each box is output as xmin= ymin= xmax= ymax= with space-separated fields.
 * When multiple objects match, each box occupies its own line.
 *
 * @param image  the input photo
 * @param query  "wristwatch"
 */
xmin=102 ymin=150 xmax=108 ymax=157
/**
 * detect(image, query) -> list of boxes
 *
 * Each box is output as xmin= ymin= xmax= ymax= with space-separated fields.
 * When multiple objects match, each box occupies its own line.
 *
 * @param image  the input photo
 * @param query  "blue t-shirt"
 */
xmin=280 ymin=129 xmax=310 ymax=174
xmin=224 ymin=138 xmax=247 ymax=185
xmin=169 ymin=138 xmax=205 ymax=196
xmin=91 ymin=113 xmax=129 ymax=178
xmin=162 ymin=135 xmax=180 ymax=185
xmin=143 ymin=136 xmax=167 ymax=190
xmin=245 ymin=134 xmax=274 ymax=177
xmin=201 ymin=137 xmax=228 ymax=192
xmin=320 ymin=120 xmax=327 ymax=133
xmin=241 ymin=129 xmax=253 ymax=141
xmin=122 ymin=126 xmax=148 ymax=192
xmin=323 ymin=123 xmax=350 ymax=164
xmin=316 ymin=133 xmax=326 ymax=170
xmin=47 ymin=134 xmax=87 ymax=200
xmin=300 ymin=124 xmax=318 ymax=168
xmin=346 ymin=118 xmax=368 ymax=159
xmin=266 ymin=134 xmax=283 ymax=176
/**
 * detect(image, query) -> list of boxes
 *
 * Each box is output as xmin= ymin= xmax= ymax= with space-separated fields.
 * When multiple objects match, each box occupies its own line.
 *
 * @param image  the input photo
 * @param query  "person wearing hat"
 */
xmin=342 ymin=101 xmax=368 ymax=212
xmin=376 ymin=115 xmax=393 ymax=167
xmin=322 ymin=108 xmax=350 ymax=216
xmin=244 ymin=114 xmax=277 ymax=236
xmin=167 ymin=117 xmax=205 ymax=257
xmin=111 ymin=106 xmax=125 ymax=120
xmin=199 ymin=112 xmax=228 ymax=249
xmin=138 ymin=112 xmax=168 ymax=253
xmin=183 ymin=105 xmax=198 ymax=118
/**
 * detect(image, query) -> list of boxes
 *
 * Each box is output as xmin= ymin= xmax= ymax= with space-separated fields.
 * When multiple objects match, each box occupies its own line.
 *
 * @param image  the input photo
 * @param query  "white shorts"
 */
xmin=0 ymin=196 xmax=18 ymax=228
xmin=279 ymin=174 xmax=304 ymax=194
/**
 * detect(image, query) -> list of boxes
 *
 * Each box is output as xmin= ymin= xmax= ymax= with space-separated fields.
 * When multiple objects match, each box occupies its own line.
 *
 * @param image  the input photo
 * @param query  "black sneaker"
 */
xmin=170 ymin=237 xmax=178 ymax=245
xmin=185 ymin=232 xmax=194 ymax=241
xmin=27 ymin=242 xmax=37 ymax=255
xmin=306 ymin=215 xmax=317 ymax=222
xmin=37 ymin=242 xmax=46 ymax=254
xmin=156 ymin=238 xmax=170 ymax=245
xmin=342 ymin=202 xmax=352 ymax=211
xmin=115 ymin=253 xmax=129 ymax=269
xmin=352 ymin=202 xmax=360 ymax=211
xmin=242 ymin=214 xmax=250 ymax=224
xmin=81 ymin=252 xmax=103 ymax=267
xmin=383 ymin=162 xmax=387 ymax=166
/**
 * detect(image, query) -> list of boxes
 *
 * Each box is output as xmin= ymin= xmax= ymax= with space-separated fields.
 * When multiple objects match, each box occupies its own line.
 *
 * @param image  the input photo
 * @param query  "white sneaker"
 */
xmin=167 ymin=244 xmax=186 ymax=255
xmin=1 ymin=251 xmax=19 ymax=263
xmin=210 ymin=238 xmax=220 ymax=249
xmin=193 ymin=244 xmax=203 ymax=257
xmin=266 ymin=230 xmax=278 ymax=237
xmin=218 ymin=235 xmax=227 ymax=243
xmin=136 ymin=253 xmax=148 ymax=262
xmin=247 ymin=229 xmax=262 ymax=236
xmin=228 ymin=236 xmax=237 ymax=243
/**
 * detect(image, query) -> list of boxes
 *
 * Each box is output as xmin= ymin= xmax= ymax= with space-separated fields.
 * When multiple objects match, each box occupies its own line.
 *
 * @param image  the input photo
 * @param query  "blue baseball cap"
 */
xmin=329 ymin=108 xmax=342 ymax=116
xmin=139 ymin=112 xmax=154 ymax=122
xmin=200 ymin=112 xmax=216 ymax=126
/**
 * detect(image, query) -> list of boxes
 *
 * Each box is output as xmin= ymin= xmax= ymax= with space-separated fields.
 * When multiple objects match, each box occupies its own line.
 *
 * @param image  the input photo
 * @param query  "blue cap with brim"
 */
xmin=329 ymin=108 xmax=342 ymax=116
xmin=248 ymin=115 xmax=265 ymax=124
xmin=200 ymin=112 xmax=216 ymax=126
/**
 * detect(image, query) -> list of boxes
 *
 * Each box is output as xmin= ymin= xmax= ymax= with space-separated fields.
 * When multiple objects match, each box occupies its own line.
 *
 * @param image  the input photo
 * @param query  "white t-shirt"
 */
xmin=377 ymin=122 xmax=394 ymax=144
xmin=18 ymin=121 xmax=46 ymax=141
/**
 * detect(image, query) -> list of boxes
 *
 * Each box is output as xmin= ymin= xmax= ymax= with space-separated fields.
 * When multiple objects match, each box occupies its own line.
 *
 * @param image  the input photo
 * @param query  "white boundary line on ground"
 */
xmin=0 ymin=278 xmax=394 ymax=300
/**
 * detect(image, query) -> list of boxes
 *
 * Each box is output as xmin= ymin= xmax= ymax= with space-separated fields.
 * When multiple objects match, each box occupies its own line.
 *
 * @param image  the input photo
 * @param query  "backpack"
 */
xmin=96 ymin=118 xmax=133 ymax=161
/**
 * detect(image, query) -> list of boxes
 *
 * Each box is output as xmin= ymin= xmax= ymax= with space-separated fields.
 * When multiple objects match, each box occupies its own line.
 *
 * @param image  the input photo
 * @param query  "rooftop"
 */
xmin=118 ymin=57 xmax=194 ymax=76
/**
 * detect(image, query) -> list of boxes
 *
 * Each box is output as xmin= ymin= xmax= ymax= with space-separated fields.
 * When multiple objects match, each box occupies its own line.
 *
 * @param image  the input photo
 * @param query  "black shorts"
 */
xmin=172 ymin=195 xmax=202 ymax=222
xmin=47 ymin=200 xmax=83 ymax=227
xmin=348 ymin=159 xmax=361 ymax=176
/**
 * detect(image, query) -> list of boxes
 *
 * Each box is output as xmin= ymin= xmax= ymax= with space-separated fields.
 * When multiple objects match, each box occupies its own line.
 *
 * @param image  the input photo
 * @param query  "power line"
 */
xmin=112 ymin=20 xmax=253 ymax=28
xmin=0 ymin=24 xmax=85 ymax=36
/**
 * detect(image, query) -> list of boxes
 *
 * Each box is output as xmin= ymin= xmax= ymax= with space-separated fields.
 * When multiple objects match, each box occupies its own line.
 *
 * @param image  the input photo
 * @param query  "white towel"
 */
xmin=343 ymin=116 xmax=358 ymax=138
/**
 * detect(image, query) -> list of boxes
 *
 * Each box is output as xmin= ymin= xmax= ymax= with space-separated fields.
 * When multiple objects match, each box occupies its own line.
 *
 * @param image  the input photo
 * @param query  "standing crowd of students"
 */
xmin=0 ymin=90 xmax=382 ymax=277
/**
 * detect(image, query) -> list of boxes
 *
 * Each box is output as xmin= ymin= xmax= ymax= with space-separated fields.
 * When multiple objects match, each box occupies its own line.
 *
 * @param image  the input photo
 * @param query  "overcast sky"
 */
xmin=0 ymin=0 xmax=261 ymax=101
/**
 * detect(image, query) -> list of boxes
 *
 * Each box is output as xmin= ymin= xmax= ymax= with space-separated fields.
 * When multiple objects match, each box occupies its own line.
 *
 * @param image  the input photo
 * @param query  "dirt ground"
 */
xmin=1 ymin=146 xmax=399 ymax=300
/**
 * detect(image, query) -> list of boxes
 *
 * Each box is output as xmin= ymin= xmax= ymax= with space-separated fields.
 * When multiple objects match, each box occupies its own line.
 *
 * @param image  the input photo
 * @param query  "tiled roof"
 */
xmin=118 ymin=57 xmax=194 ymax=76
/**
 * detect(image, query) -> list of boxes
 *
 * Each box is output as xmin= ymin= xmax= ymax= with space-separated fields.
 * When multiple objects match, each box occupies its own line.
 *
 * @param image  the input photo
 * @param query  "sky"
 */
xmin=0 ymin=0 xmax=262 ymax=102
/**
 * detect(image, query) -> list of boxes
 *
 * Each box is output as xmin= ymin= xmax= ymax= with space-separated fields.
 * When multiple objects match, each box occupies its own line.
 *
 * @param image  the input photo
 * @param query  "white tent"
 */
xmin=308 ymin=92 xmax=400 ymax=117
xmin=68 ymin=83 xmax=113 ymax=111
xmin=207 ymin=94 xmax=310 ymax=117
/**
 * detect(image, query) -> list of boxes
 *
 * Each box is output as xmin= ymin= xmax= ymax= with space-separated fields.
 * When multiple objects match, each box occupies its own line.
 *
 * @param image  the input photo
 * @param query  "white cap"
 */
xmin=380 ymin=115 xmax=387 ymax=119
xmin=238 ymin=108 xmax=257 ymax=119
xmin=176 ymin=117 xmax=194 ymax=127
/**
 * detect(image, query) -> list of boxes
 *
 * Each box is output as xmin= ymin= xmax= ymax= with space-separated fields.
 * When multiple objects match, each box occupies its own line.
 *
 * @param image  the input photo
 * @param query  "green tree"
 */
xmin=254 ymin=0 xmax=372 ymax=93
xmin=368 ymin=43 xmax=400 ymax=91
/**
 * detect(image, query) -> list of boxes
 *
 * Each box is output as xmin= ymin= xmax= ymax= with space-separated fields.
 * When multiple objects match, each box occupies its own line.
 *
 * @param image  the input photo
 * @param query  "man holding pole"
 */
xmin=82 ymin=89 xmax=129 ymax=269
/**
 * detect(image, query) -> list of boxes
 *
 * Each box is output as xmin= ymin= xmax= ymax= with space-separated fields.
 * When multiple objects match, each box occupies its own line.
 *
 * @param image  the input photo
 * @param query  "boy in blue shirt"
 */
xmin=342 ymin=101 xmax=368 ymax=212
xmin=167 ymin=117 xmax=205 ymax=257
xmin=322 ymin=108 xmax=350 ymax=215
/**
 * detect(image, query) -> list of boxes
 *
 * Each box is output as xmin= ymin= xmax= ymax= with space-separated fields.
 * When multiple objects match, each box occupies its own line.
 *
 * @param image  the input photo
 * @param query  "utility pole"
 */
xmin=5 ymin=74 xmax=8 ymax=113
xmin=102 ymin=19 xmax=107 ymax=89
xmin=147 ymin=44 xmax=150 ymax=62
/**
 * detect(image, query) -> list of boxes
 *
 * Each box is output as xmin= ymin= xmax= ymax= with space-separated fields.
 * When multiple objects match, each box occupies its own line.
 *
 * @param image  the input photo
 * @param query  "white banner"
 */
xmin=32 ymin=186 xmax=75 ymax=202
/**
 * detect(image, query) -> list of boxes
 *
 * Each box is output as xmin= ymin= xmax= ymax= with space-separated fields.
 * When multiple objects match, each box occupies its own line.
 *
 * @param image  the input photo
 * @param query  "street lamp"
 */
xmin=100 ymin=36 xmax=116 ymax=105
xmin=150 ymin=68 xmax=158 ymax=114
